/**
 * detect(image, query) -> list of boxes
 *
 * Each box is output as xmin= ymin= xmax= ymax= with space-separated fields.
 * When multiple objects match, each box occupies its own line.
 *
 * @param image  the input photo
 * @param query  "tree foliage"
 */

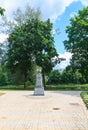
xmin=13 ymin=6 xmax=41 ymax=26
xmin=1 ymin=5 xmax=41 ymax=33
xmin=31 ymin=19 xmax=59 ymax=87
xmin=0 ymin=7 xmax=5 ymax=16
xmin=0 ymin=5 xmax=41 ymax=88
xmin=7 ymin=22 xmax=33 ymax=89
xmin=64 ymin=7 xmax=88 ymax=79
xmin=0 ymin=7 xmax=5 ymax=57
xmin=47 ymin=67 xmax=84 ymax=85
xmin=47 ymin=70 xmax=61 ymax=84
xmin=7 ymin=18 xmax=59 ymax=89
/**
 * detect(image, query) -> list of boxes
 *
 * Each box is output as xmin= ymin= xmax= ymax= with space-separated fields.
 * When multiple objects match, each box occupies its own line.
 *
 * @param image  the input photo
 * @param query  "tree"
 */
xmin=61 ymin=65 xmax=82 ymax=84
xmin=1 ymin=5 xmax=41 ymax=89
xmin=1 ymin=5 xmax=41 ymax=33
xmin=13 ymin=6 xmax=41 ymax=26
xmin=0 ymin=7 xmax=5 ymax=59
xmin=3 ymin=5 xmax=60 ymax=89
xmin=7 ymin=22 xmax=34 ymax=89
xmin=7 ymin=18 xmax=59 ymax=89
xmin=0 ymin=7 xmax=5 ymax=16
xmin=31 ymin=19 xmax=59 ymax=88
xmin=64 ymin=7 xmax=88 ymax=80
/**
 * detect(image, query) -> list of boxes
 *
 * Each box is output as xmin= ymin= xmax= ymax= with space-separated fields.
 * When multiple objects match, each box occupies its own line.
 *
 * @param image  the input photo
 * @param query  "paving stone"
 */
xmin=0 ymin=91 xmax=88 ymax=130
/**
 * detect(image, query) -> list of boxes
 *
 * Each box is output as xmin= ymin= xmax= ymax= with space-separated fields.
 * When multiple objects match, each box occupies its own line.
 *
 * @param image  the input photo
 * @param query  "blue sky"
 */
xmin=0 ymin=0 xmax=88 ymax=69
xmin=54 ymin=1 xmax=83 ymax=54
xmin=53 ymin=1 xmax=85 ymax=69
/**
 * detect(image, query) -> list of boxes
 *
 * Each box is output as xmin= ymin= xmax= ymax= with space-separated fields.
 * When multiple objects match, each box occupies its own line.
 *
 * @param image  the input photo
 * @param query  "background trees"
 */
xmin=64 ymin=7 xmax=88 ymax=82
xmin=47 ymin=70 xmax=61 ymax=84
xmin=47 ymin=66 xmax=84 ymax=85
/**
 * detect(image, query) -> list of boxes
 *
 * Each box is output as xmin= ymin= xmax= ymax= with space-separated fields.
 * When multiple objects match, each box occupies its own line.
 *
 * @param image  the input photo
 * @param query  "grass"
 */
xmin=80 ymin=92 xmax=88 ymax=109
xmin=0 ymin=84 xmax=88 ymax=91
xmin=45 ymin=84 xmax=88 ymax=91
xmin=0 ymin=85 xmax=34 ymax=90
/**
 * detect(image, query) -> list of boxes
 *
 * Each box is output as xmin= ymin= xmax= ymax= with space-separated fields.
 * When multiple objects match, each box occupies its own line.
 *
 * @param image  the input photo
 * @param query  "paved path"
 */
xmin=0 ymin=91 xmax=88 ymax=130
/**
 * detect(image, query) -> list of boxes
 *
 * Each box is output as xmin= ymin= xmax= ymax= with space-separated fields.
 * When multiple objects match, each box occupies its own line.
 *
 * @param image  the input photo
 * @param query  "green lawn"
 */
xmin=0 ymin=84 xmax=88 ymax=90
xmin=0 ymin=85 xmax=34 ymax=90
xmin=80 ymin=92 xmax=88 ymax=109
xmin=45 ymin=84 xmax=88 ymax=90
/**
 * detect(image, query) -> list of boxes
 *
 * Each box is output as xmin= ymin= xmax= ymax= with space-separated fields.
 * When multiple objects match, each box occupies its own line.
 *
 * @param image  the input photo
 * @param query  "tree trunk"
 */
xmin=42 ymin=70 xmax=46 ymax=89
xmin=24 ymin=72 xmax=28 ymax=89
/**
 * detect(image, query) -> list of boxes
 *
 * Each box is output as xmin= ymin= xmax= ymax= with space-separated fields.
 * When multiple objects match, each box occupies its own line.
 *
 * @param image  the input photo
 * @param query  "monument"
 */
xmin=34 ymin=68 xmax=44 ymax=96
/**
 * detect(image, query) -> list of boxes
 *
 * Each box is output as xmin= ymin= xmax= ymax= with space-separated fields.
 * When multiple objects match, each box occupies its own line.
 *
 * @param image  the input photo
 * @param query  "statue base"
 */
xmin=34 ymin=87 xmax=44 ymax=96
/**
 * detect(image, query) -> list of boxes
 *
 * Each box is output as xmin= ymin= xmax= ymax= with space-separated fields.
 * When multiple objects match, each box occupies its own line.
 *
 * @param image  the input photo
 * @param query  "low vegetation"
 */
xmin=46 ymin=84 xmax=88 ymax=91
xmin=81 ymin=92 xmax=88 ymax=108
xmin=0 ymin=84 xmax=88 ymax=91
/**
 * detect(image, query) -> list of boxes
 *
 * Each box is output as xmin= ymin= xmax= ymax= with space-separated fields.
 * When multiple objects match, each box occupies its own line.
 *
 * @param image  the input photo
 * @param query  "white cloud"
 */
xmin=0 ymin=33 xmax=8 ymax=43
xmin=1 ymin=0 xmax=28 ymax=18
xmin=29 ymin=0 xmax=79 ymax=21
xmin=81 ymin=0 xmax=88 ymax=6
xmin=54 ymin=52 xmax=72 ymax=70
xmin=70 ymin=12 xmax=77 ymax=18
xmin=0 ymin=0 xmax=88 ymax=22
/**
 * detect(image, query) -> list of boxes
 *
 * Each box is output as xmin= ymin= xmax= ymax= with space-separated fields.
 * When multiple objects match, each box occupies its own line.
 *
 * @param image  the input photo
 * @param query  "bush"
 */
xmin=47 ymin=70 xmax=61 ymax=84
xmin=0 ymin=73 xmax=8 ymax=86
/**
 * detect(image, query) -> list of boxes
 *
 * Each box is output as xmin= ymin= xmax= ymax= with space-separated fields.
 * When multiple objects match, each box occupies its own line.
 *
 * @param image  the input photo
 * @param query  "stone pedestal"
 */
xmin=34 ymin=70 xmax=44 ymax=96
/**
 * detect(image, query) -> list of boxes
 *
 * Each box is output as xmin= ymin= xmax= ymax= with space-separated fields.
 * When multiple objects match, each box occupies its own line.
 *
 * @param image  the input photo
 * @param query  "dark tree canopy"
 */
xmin=7 ymin=21 xmax=33 ymax=89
